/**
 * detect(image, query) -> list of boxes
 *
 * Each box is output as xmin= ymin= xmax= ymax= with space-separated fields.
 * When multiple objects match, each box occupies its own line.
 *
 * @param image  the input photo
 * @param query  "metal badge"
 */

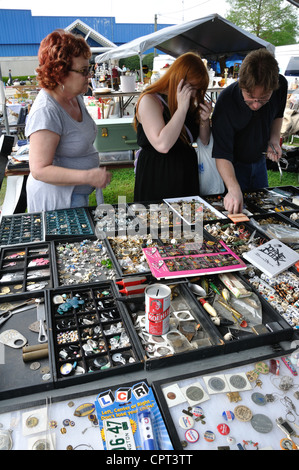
xmin=0 ymin=329 xmax=27 ymax=348
xmin=251 ymin=414 xmax=273 ymax=434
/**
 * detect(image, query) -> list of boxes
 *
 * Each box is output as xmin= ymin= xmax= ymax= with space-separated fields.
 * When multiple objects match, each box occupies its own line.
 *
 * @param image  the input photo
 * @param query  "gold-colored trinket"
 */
xmin=227 ymin=392 xmax=241 ymax=403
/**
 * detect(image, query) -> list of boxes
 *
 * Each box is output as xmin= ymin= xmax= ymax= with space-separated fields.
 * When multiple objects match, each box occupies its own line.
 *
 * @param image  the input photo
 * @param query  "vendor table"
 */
xmin=92 ymin=91 xmax=140 ymax=118
xmin=0 ymin=188 xmax=299 ymax=453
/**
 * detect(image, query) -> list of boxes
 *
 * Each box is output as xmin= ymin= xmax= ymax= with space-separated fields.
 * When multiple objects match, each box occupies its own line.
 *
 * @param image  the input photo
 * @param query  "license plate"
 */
xmin=103 ymin=417 xmax=136 ymax=450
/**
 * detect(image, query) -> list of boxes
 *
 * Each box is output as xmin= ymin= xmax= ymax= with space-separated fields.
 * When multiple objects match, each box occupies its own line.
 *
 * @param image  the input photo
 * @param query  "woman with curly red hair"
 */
xmin=133 ymin=52 xmax=211 ymax=202
xmin=25 ymin=29 xmax=111 ymax=212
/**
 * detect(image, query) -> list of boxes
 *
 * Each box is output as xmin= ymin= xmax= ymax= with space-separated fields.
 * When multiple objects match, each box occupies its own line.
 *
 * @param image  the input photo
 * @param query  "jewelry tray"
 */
xmin=152 ymin=353 xmax=299 ymax=450
xmin=0 ymin=242 xmax=54 ymax=295
xmin=46 ymin=281 xmax=143 ymax=389
xmin=0 ymin=212 xmax=44 ymax=247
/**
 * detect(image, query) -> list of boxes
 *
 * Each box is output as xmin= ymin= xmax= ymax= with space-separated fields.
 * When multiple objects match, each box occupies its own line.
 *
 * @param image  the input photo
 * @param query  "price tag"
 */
xmin=103 ymin=417 xmax=136 ymax=450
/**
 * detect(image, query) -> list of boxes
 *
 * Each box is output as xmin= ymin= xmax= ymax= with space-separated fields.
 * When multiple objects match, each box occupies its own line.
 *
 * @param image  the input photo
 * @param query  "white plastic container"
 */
xmin=120 ymin=75 xmax=136 ymax=92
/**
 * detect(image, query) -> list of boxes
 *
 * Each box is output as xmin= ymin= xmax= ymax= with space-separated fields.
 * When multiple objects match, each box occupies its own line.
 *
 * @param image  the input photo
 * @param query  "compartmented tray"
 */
xmin=0 ymin=212 xmax=44 ymax=247
xmin=279 ymin=210 xmax=299 ymax=229
xmin=106 ymin=234 xmax=159 ymax=277
xmin=0 ymin=242 xmax=53 ymax=295
xmin=266 ymin=185 xmax=299 ymax=200
xmin=0 ymin=290 xmax=53 ymax=400
xmin=185 ymin=273 xmax=295 ymax=355
xmin=118 ymin=282 xmax=225 ymax=370
xmin=127 ymin=200 xmax=183 ymax=232
xmin=240 ymin=266 xmax=299 ymax=330
xmin=44 ymin=207 xmax=95 ymax=240
xmin=51 ymin=237 xmax=120 ymax=287
xmin=47 ymin=282 xmax=143 ymax=388
xmin=92 ymin=202 xmax=147 ymax=238
xmin=163 ymin=195 xmax=226 ymax=225
xmin=246 ymin=212 xmax=299 ymax=253
xmin=203 ymin=220 xmax=270 ymax=259
xmin=243 ymin=188 xmax=299 ymax=214
xmin=203 ymin=194 xmax=256 ymax=217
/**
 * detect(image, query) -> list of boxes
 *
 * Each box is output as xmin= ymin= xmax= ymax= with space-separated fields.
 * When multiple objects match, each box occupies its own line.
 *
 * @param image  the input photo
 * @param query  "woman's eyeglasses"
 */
xmin=70 ymin=68 xmax=90 ymax=77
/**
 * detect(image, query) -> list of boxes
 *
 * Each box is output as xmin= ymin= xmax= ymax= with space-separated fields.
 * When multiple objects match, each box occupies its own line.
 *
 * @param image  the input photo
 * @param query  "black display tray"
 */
xmin=47 ymin=282 xmax=143 ymax=389
xmin=243 ymin=188 xmax=299 ymax=214
xmin=151 ymin=349 xmax=297 ymax=450
xmin=246 ymin=212 xmax=299 ymax=252
xmin=0 ymin=212 xmax=44 ymax=247
xmin=279 ymin=210 xmax=299 ymax=229
xmin=203 ymin=220 xmax=270 ymax=260
xmin=50 ymin=237 xmax=120 ymax=287
xmin=213 ymin=274 xmax=294 ymax=354
xmin=44 ymin=207 xmax=95 ymax=240
xmin=92 ymin=202 xmax=147 ymax=238
xmin=266 ymin=185 xmax=299 ymax=200
xmin=0 ymin=290 xmax=53 ymax=400
xmin=0 ymin=242 xmax=54 ymax=295
xmin=119 ymin=282 xmax=225 ymax=371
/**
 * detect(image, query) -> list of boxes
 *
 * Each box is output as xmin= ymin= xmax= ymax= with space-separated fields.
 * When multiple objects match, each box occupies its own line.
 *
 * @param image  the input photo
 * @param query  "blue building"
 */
xmin=0 ymin=9 xmax=172 ymax=75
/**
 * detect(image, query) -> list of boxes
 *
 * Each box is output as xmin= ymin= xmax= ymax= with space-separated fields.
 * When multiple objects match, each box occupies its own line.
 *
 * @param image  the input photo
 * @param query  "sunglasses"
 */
xmin=70 ymin=67 xmax=90 ymax=77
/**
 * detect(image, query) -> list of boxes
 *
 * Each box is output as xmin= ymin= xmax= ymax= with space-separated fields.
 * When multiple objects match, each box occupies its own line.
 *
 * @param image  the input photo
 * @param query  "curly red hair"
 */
xmin=36 ymin=29 xmax=91 ymax=90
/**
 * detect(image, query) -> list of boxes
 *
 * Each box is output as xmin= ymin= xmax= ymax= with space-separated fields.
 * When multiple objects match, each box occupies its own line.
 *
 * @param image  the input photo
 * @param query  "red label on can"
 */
xmin=145 ymin=286 xmax=171 ymax=336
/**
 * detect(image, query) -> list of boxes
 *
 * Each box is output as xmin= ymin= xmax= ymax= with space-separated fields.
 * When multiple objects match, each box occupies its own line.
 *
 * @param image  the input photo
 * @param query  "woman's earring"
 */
xmin=61 ymin=84 xmax=65 ymax=92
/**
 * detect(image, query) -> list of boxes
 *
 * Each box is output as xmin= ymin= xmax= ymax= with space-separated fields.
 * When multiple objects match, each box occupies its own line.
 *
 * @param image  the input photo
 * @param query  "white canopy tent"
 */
xmin=95 ymin=14 xmax=274 ymax=81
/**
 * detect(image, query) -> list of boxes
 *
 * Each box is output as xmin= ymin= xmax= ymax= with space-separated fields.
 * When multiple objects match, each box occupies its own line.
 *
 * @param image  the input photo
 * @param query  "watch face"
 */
xmin=0 ymin=429 xmax=13 ymax=450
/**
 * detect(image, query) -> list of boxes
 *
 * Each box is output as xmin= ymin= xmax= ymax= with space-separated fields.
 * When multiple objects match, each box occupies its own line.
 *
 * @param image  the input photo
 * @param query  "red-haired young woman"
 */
xmin=133 ymin=52 xmax=211 ymax=202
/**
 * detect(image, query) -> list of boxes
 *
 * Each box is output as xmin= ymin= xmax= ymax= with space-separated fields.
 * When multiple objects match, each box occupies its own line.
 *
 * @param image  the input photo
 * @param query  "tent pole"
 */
xmin=0 ymin=65 xmax=10 ymax=135
xmin=139 ymin=54 xmax=144 ymax=83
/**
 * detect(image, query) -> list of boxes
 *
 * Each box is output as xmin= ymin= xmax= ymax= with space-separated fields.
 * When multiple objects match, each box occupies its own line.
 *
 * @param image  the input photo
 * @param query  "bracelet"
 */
xmin=242 ymin=440 xmax=259 ymax=450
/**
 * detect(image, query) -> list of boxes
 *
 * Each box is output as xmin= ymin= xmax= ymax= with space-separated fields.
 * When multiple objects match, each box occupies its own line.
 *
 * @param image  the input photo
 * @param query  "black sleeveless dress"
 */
xmin=133 ymin=94 xmax=200 ymax=202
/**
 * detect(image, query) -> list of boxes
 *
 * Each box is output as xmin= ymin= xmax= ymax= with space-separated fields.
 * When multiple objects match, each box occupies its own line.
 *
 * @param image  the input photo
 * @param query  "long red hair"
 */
xmin=134 ymin=52 xmax=209 ymax=139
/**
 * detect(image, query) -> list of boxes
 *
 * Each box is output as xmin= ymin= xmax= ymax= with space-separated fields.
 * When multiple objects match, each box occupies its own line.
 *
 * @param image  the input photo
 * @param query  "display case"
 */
xmin=0 ymin=290 xmax=53 ymax=400
xmin=152 ymin=352 xmax=299 ymax=450
xmin=47 ymin=282 xmax=143 ymax=389
xmin=0 ymin=242 xmax=53 ymax=295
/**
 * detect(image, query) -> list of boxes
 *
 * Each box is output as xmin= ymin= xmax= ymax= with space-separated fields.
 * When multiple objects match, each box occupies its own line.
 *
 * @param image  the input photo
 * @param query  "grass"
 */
xmin=0 ymin=167 xmax=297 ymax=209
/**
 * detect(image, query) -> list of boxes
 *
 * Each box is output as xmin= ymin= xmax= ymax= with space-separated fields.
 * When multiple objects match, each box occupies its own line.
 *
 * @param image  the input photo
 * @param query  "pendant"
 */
xmin=0 ymin=428 xmax=13 ymax=450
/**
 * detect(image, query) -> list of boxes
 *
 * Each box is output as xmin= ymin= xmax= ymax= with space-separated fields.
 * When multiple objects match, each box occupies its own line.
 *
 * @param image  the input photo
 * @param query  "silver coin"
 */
xmin=250 ymin=414 xmax=273 ymax=433
xmin=30 ymin=362 xmax=40 ymax=371
xmin=229 ymin=374 xmax=247 ymax=390
xmin=208 ymin=377 xmax=226 ymax=392
xmin=185 ymin=385 xmax=204 ymax=402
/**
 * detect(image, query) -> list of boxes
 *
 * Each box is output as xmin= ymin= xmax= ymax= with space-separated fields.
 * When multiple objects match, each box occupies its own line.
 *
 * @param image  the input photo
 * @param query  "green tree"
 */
xmin=119 ymin=53 xmax=154 ymax=71
xmin=226 ymin=0 xmax=298 ymax=45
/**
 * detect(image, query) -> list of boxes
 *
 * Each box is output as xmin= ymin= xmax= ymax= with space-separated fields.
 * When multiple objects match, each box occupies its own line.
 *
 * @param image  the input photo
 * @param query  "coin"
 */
xmin=208 ymin=377 xmax=226 ymax=392
xmin=229 ymin=374 xmax=247 ymax=390
xmin=251 ymin=414 xmax=273 ymax=434
xmin=186 ymin=385 xmax=204 ymax=402
xmin=26 ymin=416 xmax=39 ymax=428
xmin=30 ymin=362 xmax=41 ymax=370
xmin=234 ymin=405 xmax=253 ymax=422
